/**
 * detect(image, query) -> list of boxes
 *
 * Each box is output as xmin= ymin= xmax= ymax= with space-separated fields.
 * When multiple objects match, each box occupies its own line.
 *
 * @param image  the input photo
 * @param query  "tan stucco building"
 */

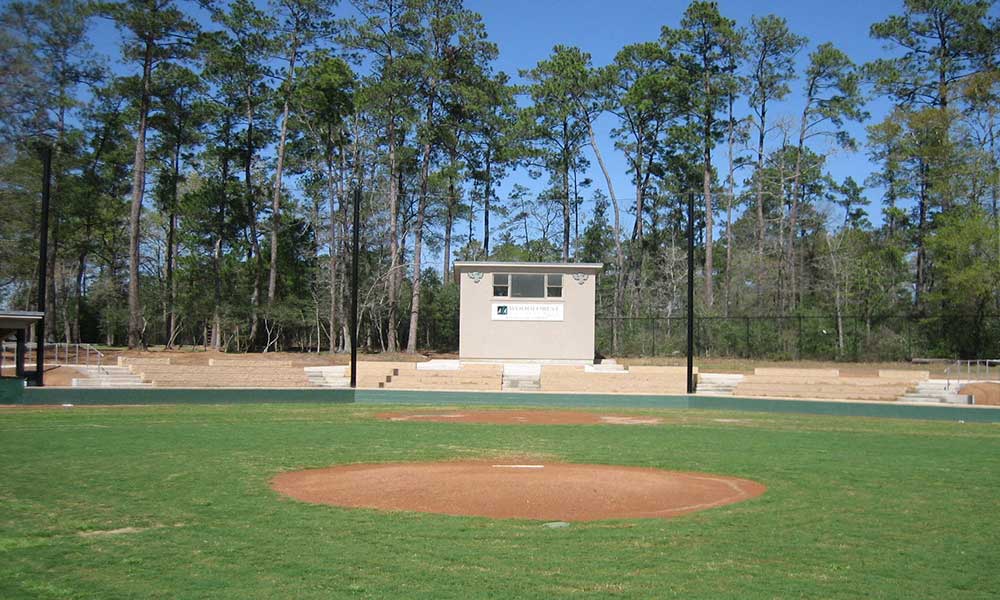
xmin=454 ymin=262 xmax=603 ymax=362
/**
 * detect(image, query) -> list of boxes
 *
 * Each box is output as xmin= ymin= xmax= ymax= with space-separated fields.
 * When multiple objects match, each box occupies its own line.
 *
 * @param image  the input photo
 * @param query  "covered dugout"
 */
xmin=0 ymin=311 xmax=44 ymax=391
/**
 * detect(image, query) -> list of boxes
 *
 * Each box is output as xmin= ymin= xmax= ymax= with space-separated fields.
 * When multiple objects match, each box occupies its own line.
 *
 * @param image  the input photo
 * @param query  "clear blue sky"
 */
xmin=466 ymin=0 xmax=907 ymax=227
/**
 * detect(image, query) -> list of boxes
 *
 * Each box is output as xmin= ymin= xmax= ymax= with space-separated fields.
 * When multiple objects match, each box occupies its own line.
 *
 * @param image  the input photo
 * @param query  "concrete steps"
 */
xmin=304 ymin=366 xmax=350 ymax=388
xmin=72 ymin=366 xmax=152 ymax=388
xmin=695 ymin=373 xmax=744 ymax=396
xmin=584 ymin=361 xmax=627 ymax=374
xmin=416 ymin=359 xmax=461 ymax=371
xmin=502 ymin=363 xmax=541 ymax=391
xmin=900 ymin=379 xmax=974 ymax=405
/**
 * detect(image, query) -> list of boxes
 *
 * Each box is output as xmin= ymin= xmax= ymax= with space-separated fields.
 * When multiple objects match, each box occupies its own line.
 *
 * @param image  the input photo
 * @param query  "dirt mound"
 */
xmin=376 ymin=410 xmax=662 ymax=426
xmin=271 ymin=461 xmax=765 ymax=521
xmin=961 ymin=382 xmax=1000 ymax=406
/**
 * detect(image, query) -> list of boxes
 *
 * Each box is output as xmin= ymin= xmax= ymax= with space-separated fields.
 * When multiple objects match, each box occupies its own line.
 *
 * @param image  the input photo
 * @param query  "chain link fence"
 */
xmin=596 ymin=315 xmax=1000 ymax=361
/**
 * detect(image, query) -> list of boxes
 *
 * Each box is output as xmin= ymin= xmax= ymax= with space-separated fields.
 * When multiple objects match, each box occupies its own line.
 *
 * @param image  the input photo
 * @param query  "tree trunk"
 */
xmin=165 ymin=136 xmax=181 ymax=348
xmin=915 ymin=160 xmax=928 ymax=310
xmin=789 ymin=89 xmax=814 ymax=312
xmin=561 ymin=119 xmax=571 ymax=261
xmin=826 ymin=235 xmax=845 ymax=357
xmin=386 ymin=113 xmax=400 ymax=352
xmin=703 ymin=134 xmax=714 ymax=310
xmin=483 ymin=147 xmax=492 ymax=256
xmin=754 ymin=104 xmax=767 ymax=261
xmin=74 ymin=250 xmax=85 ymax=343
xmin=725 ymin=100 xmax=736 ymax=317
xmin=244 ymin=96 xmax=261 ymax=348
xmin=702 ymin=71 xmax=715 ymax=310
xmin=585 ymin=117 xmax=624 ymax=354
xmin=267 ymin=39 xmax=299 ymax=306
xmin=127 ymin=38 xmax=154 ymax=349
xmin=407 ymin=124 xmax=433 ymax=353
xmin=327 ymin=137 xmax=340 ymax=354
xmin=444 ymin=174 xmax=455 ymax=280
xmin=211 ymin=236 xmax=222 ymax=349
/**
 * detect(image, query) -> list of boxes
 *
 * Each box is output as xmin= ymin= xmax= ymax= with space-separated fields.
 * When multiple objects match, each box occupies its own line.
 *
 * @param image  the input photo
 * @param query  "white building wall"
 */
xmin=455 ymin=262 xmax=601 ymax=362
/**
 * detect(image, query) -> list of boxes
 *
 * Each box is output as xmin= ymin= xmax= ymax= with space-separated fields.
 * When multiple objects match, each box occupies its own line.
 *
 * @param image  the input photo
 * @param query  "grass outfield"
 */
xmin=1 ymin=404 xmax=999 ymax=599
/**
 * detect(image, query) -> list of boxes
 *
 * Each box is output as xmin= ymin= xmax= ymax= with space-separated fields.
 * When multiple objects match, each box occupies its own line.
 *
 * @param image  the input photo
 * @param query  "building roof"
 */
xmin=453 ymin=261 xmax=603 ymax=270
xmin=0 ymin=311 xmax=43 ymax=340
xmin=453 ymin=261 xmax=603 ymax=284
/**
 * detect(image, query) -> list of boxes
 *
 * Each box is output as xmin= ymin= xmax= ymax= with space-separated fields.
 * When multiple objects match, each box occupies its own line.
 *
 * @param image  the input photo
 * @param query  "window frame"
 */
xmin=490 ymin=272 xmax=564 ymax=300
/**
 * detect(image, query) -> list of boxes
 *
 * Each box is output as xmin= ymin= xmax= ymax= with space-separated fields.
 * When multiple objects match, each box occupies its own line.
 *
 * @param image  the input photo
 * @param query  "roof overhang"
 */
xmin=453 ymin=261 xmax=603 ymax=284
xmin=0 ymin=311 xmax=43 ymax=340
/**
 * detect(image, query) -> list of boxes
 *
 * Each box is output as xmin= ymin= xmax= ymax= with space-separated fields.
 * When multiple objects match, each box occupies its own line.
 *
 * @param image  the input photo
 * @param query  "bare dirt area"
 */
xmin=961 ymin=382 xmax=1000 ymax=406
xmin=621 ymin=357 xmax=952 ymax=377
xmin=271 ymin=461 xmax=766 ymax=522
xmin=376 ymin=410 xmax=662 ymax=426
xmin=43 ymin=365 xmax=85 ymax=386
xmin=110 ymin=349 xmax=436 ymax=367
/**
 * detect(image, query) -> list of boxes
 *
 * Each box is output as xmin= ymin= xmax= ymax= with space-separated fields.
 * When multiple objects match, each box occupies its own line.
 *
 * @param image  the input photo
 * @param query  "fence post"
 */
xmin=745 ymin=317 xmax=751 ymax=359
xmin=797 ymin=315 xmax=803 ymax=360
xmin=652 ymin=316 xmax=657 ymax=357
xmin=853 ymin=317 xmax=860 ymax=362
xmin=907 ymin=318 xmax=913 ymax=360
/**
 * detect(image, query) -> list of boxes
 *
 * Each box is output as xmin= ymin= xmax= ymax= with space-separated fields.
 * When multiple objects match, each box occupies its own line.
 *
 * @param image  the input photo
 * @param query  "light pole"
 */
xmin=35 ymin=144 xmax=52 ymax=387
xmin=686 ymin=191 xmax=695 ymax=395
xmin=350 ymin=187 xmax=360 ymax=389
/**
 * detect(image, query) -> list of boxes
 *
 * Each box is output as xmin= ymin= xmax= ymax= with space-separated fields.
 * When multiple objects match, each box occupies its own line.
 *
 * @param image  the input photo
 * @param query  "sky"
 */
xmin=464 ymin=0 xmax=905 ymax=226
xmin=84 ymin=0 xmax=967 ymax=235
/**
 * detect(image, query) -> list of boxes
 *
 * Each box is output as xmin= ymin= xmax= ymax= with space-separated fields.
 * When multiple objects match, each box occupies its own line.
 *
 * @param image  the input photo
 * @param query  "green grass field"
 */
xmin=2 ymin=403 xmax=999 ymax=599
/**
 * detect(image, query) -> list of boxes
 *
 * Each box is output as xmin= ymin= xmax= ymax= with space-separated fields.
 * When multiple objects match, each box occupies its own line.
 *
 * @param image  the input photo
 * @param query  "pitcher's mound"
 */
xmin=376 ymin=410 xmax=662 ymax=425
xmin=271 ymin=462 xmax=765 ymax=521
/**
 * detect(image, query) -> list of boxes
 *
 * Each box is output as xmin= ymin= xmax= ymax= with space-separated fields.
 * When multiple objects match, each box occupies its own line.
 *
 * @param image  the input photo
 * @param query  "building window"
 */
xmin=510 ymin=274 xmax=545 ymax=298
xmin=546 ymin=274 xmax=562 ymax=298
xmin=493 ymin=273 xmax=509 ymax=297
xmin=491 ymin=273 xmax=564 ymax=298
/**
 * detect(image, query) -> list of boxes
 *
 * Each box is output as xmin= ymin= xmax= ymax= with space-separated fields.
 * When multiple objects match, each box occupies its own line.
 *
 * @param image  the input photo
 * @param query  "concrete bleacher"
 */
xmin=126 ymin=363 xmax=311 ymax=388
xmin=541 ymin=365 xmax=695 ymax=394
xmin=371 ymin=363 xmax=503 ymax=391
xmin=731 ymin=368 xmax=925 ymax=402
xmin=85 ymin=357 xmax=929 ymax=399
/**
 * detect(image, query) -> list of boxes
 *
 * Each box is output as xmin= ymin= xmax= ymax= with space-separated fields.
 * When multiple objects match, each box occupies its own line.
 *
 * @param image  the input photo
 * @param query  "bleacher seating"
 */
xmin=374 ymin=363 xmax=503 ymax=391
xmin=731 ymin=368 xmax=924 ymax=402
xmin=541 ymin=365 xmax=695 ymax=394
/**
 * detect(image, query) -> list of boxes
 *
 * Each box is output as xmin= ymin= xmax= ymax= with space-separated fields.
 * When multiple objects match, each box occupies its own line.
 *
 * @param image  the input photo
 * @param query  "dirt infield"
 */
xmin=375 ymin=410 xmax=663 ymax=425
xmin=271 ymin=461 xmax=765 ymax=521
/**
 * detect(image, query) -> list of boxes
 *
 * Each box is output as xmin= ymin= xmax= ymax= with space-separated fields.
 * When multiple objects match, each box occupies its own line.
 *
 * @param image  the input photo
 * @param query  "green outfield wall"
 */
xmin=10 ymin=386 xmax=1000 ymax=422
xmin=0 ymin=378 xmax=24 ymax=404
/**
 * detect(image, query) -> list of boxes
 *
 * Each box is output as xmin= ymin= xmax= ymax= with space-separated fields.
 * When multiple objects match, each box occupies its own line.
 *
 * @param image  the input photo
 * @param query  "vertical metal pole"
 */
xmin=15 ymin=330 xmax=26 ymax=379
xmin=350 ymin=187 xmax=361 ymax=389
xmin=35 ymin=144 xmax=52 ymax=387
xmin=652 ymin=316 xmax=657 ymax=357
xmin=745 ymin=317 xmax=751 ymax=359
xmin=686 ymin=192 xmax=695 ymax=394
xmin=907 ymin=317 xmax=913 ymax=360
xmin=797 ymin=315 xmax=803 ymax=360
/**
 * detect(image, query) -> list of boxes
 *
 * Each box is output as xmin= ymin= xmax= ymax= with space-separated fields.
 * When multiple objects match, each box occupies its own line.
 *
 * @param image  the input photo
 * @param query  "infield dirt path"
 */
xmin=375 ymin=410 xmax=663 ymax=425
xmin=272 ymin=462 xmax=766 ymax=521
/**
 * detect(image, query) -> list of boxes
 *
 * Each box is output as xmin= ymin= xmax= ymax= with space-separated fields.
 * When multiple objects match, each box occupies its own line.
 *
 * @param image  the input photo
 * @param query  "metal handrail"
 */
xmin=0 ymin=342 xmax=106 ymax=374
xmin=945 ymin=359 xmax=1000 ymax=390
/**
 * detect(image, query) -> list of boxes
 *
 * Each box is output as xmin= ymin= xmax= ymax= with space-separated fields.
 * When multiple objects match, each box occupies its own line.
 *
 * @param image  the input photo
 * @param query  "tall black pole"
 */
xmin=686 ymin=191 xmax=695 ymax=394
xmin=36 ymin=145 xmax=52 ymax=387
xmin=350 ymin=187 xmax=361 ymax=388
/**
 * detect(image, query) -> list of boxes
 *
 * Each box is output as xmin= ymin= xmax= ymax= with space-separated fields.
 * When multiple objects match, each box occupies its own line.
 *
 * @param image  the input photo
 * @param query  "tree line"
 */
xmin=1 ymin=0 xmax=998 ymax=358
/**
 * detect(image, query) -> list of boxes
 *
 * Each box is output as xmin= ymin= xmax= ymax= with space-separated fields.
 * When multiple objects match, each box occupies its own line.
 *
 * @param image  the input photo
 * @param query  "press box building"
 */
xmin=453 ymin=262 xmax=603 ymax=363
